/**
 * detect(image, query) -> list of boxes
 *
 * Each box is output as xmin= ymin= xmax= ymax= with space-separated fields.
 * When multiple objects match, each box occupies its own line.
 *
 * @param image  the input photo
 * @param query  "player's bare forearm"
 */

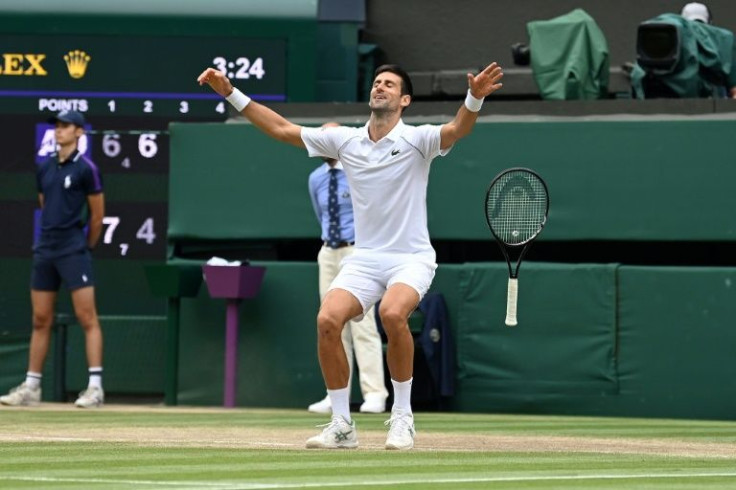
xmin=197 ymin=67 xmax=304 ymax=148
xmin=446 ymin=106 xmax=479 ymax=141
xmin=241 ymin=102 xmax=305 ymax=148
xmin=440 ymin=62 xmax=504 ymax=149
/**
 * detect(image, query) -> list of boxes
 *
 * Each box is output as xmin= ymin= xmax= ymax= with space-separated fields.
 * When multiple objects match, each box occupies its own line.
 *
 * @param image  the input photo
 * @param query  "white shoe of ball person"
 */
xmin=0 ymin=382 xmax=41 ymax=406
xmin=74 ymin=386 xmax=104 ymax=408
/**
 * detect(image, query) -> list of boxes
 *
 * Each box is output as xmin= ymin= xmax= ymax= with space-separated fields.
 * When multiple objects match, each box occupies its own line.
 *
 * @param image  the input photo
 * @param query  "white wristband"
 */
xmin=225 ymin=88 xmax=251 ymax=112
xmin=464 ymin=89 xmax=484 ymax=112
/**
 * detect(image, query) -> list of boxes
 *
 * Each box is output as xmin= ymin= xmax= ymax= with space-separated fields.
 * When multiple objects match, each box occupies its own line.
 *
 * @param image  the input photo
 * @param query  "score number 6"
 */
xmin=102 ymin=134 xmax=159 ymax=160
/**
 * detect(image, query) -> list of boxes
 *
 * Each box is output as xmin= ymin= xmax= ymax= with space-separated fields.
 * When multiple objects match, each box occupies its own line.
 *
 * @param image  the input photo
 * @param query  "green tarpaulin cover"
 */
xmin=528 ymin=9 xmax=610 ymax=100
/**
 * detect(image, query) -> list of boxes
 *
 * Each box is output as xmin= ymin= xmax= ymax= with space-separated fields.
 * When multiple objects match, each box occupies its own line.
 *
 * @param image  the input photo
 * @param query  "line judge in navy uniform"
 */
xmin=0 ymin=110 xmax=106 ymax=409
xmin=307 ymin=123 xmax=388 ymax=414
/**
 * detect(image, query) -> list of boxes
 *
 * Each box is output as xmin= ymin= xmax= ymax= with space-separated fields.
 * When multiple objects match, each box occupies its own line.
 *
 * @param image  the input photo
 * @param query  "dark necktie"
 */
xmin=327 ymin=168 xmax=341 ymax=248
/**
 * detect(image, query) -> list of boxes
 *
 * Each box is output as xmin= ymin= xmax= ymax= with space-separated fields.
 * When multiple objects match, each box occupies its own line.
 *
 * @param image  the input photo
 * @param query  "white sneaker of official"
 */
xmin=359 ymin=392 xmax=387 ymax=413
xmin=307 ymin=394 xmax=332 ymax=414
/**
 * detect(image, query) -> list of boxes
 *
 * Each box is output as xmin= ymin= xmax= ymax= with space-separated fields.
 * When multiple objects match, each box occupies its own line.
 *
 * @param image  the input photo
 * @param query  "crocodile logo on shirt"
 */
xmin=391 ymin=149 xmax=400 ymax=156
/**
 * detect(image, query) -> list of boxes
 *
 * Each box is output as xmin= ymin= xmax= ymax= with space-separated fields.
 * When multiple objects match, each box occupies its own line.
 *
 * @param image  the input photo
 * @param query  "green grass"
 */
xmin=1 ymin=407 xmax=736 ymax=489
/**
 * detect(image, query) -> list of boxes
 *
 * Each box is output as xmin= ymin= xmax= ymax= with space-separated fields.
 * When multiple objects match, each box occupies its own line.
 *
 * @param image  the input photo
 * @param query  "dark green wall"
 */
xmin=169 ymin=119 xmax=736 ymax=242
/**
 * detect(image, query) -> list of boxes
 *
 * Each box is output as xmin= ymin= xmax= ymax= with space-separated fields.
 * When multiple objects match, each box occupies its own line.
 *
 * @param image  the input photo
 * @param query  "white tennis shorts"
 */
xmin=328 ymin=251 xmax=438 ymax=315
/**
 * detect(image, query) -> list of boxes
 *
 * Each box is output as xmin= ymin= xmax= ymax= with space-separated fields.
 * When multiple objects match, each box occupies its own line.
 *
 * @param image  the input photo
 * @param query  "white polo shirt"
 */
xmin=301 ymin=120 xmax=451 ymax=258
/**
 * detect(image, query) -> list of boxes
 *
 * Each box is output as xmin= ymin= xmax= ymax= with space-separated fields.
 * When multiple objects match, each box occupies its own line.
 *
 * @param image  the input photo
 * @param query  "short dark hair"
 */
xmin=373 ymin=64 xmax=413 ymax=98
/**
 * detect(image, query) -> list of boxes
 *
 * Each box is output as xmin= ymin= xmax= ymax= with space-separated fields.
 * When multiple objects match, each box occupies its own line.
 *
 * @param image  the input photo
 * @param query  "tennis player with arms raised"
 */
xmin=197 ymin=61 xmax=503 ymax=449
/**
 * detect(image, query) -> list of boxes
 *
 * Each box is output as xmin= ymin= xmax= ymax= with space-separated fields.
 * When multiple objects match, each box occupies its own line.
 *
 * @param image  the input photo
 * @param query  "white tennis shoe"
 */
xmin=385 ymin=408 xmax=415 ymax=450
xmin=0 ymin=382 xmax=41 ymax=406
xmin=306 ymin=415 xmax=358 ymax=449
xmin=74 ymin=386 xmax=104 ymax=408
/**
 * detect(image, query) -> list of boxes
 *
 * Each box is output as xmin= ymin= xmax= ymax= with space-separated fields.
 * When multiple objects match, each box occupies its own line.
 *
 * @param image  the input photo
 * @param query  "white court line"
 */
xmin=3 ymin=472 xmax=736 ymax=489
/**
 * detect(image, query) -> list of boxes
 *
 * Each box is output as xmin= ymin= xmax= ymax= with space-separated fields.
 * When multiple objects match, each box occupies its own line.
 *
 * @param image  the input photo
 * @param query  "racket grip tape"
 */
xmin=505 ymin=277 xmax=518 ymax=327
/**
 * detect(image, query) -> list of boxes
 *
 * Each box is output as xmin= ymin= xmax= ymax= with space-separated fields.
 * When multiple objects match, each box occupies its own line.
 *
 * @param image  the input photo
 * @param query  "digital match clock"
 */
xmin=0 ymin=34 xmax=287 ymax=117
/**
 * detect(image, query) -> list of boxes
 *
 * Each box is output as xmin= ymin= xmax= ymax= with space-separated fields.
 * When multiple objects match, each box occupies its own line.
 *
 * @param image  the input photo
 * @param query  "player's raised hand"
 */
xmin=467 ymin=62 xmax=504 ymax=99
xmin=197 ymin=68 xmax=234 ymax=97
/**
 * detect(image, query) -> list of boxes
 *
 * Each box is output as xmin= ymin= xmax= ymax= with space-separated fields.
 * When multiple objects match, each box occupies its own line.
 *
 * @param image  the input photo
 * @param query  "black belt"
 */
xmin=324 ymin=241 xmax=355 ymax=249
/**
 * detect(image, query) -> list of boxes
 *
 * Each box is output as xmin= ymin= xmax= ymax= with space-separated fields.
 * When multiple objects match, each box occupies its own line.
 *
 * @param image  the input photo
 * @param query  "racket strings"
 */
xmin=486 ymin=171 xmax=547 ymax=245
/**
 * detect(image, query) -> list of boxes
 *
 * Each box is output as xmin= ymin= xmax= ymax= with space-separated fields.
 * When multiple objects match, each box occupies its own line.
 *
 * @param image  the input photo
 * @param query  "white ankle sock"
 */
xmin=327 ymin=387 xmax=351 ymax=423
xmin=391 ymin=378 xmax=413 ymax=413
xmin=88 ymin=367 xmax=103 ymax=389
xmin=25 ymin=372 xmax=42 ymax=389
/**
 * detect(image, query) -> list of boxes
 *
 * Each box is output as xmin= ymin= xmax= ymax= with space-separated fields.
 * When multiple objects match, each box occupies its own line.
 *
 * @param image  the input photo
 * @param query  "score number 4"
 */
xmin=102 ymin=216 xmax=156 ymax=256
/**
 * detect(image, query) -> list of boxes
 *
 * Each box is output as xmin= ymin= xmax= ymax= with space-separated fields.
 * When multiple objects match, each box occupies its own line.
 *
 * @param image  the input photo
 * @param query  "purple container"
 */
xmin=202 ymin=265 xmax=266 ymax=299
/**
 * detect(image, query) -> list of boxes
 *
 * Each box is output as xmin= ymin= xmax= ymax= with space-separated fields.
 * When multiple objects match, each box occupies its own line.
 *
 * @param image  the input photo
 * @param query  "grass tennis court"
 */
xmin=1 ymin=405 xmax=736 ymax=489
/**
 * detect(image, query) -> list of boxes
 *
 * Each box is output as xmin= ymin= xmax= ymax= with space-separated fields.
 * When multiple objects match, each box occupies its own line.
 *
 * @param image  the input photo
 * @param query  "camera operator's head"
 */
xmin=681 ymin=2 xmax=712 ymax=24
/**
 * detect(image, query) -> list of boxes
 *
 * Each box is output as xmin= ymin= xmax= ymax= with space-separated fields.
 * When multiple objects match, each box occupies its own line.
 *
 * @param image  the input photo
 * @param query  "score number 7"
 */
xmin=102 ymin=216 xmax=156 ymax=256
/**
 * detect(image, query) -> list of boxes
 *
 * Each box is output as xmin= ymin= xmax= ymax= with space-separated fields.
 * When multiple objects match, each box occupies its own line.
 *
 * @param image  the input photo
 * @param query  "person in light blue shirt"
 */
xmin=307 ymin=127 xmax=388 ymax=415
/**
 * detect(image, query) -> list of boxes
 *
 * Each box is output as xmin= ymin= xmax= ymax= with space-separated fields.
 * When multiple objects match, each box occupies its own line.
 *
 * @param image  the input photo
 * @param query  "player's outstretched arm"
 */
xmin=197 ymin=68 xmax=305 ymax=148
xmin=440 ymin=62 xmax=504 ymax=150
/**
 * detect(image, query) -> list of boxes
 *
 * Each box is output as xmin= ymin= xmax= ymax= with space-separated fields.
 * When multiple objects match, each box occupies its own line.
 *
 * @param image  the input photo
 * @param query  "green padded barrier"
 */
xmin=169 ymin=119 xmax=736 ymax=242
xmin=0 ymin=258 xmax=167 ymax=396
xmin=0 ymin=341 xmax=34 ymax=394
xmin=615 ymin=266 xmax=736 ymax=420
xmin=176 ymin=261 xmax=324 ymax=407
xmin=64 ymin=315 xmax=167 ymax=395
xmin=174 ymin=261 xmax=620 ymax=410
xmin=0 ymin=258 xmax=33 ymax=341
xmin=174 ymin=260 xmax=466 ymax=407
xmin=452 ymin=263 xmax=619 ymax=412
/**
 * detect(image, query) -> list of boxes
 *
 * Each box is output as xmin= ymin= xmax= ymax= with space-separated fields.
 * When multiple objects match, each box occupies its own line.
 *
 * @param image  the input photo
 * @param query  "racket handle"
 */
xmin=505 ymin=277 xmax=518 ymax=327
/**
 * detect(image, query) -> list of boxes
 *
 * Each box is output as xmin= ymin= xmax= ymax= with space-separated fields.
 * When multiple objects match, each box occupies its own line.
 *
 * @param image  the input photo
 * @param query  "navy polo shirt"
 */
xmin=35 ymin=149 xmax=103 ymax=256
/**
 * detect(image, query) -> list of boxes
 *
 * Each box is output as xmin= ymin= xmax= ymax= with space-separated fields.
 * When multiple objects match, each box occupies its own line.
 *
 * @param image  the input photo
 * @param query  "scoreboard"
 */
xmin=1 ymin=115 xmax=173 ymax=260
xmin=0 ymin=34 xmax=287 ymax=117
xmin=0 ymin=3 xmax=321 ymax=264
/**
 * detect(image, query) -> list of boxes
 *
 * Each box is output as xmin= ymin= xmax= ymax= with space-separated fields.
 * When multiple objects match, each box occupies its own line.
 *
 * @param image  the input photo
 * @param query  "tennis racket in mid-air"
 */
xmin=484 ymin=167 xmax=549 ymax=326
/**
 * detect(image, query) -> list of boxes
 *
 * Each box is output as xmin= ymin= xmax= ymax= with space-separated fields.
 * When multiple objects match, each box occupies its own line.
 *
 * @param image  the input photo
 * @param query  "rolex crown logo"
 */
xmin=64 ymin=50 xmax=91 ymax=79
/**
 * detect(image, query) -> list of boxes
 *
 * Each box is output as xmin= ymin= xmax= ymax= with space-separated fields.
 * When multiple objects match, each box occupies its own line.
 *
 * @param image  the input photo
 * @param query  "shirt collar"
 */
xmin=58 ymin=149 xmax=80 ymax=165
xmin=360 ymin=119 xmax=406 ymax=143
xmin=321 ymin=160 xmax=344 ymax=173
